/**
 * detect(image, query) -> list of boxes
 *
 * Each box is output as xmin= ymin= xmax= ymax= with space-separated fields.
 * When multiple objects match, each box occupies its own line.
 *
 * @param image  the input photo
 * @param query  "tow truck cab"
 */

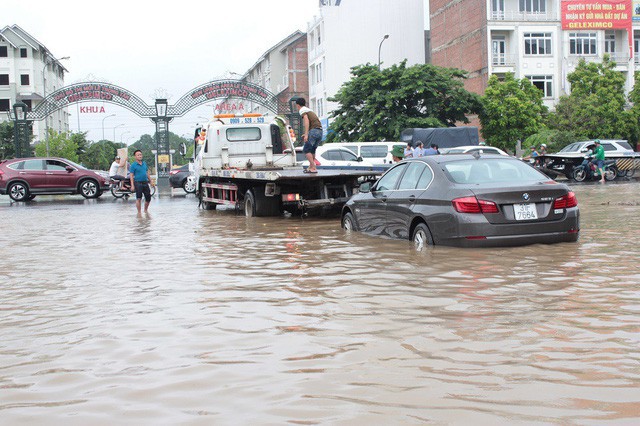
xmin=198 ymin=114 xmax=296 ymax=170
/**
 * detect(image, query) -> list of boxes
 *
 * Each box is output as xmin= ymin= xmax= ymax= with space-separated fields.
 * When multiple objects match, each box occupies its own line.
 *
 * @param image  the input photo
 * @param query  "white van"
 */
xmin=327 ymin=142 xmax=403 ymax=165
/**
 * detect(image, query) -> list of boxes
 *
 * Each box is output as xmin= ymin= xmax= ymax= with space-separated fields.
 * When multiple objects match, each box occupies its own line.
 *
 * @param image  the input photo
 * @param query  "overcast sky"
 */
xmin=5 ymin=0 xmax=320 ymax=143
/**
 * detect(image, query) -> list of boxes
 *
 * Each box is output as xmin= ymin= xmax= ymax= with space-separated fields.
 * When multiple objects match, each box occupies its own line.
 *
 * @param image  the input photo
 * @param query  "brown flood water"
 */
xmin=0 ymin=181 xmax=639 ymax=425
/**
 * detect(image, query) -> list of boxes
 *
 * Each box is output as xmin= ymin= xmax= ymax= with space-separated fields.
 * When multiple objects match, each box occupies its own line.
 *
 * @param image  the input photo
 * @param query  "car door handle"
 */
xmin=46 ymin=172 xmax=54 ymax=175
xmin=409 ymin=195 xmax=416 ymax=203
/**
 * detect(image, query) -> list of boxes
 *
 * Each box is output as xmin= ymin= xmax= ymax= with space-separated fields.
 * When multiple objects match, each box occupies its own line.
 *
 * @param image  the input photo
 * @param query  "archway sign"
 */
xmin=17 ymin=80 xmax=298 ymax=176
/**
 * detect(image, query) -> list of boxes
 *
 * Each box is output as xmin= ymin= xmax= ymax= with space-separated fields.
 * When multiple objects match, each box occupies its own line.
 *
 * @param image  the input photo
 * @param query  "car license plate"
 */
xmin=514 ymin=203 xmax=538 ymax=220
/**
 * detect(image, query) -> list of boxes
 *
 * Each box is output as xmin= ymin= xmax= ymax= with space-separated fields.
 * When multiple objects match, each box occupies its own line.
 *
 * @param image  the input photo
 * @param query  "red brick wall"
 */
xmin=278 ymin=37 xmax=309 ymax=112
xmin=430 ymin=0 xmax=488 ymax=95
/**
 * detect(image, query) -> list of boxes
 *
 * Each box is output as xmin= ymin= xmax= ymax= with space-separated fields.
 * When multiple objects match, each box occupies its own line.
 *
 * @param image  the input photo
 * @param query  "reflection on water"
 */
xmin=0 ymin=183 xmax=639 ymax=424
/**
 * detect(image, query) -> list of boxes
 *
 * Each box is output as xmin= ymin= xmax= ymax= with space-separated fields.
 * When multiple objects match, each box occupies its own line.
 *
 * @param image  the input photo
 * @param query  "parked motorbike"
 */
xmin=572 ymin=157 xmax=617 ymax=182
xmin=110 ymin=178 xmax=156 ymax=198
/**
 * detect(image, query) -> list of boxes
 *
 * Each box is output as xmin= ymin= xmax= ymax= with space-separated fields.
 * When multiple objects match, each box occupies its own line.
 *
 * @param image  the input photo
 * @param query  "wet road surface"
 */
xmin=1 ymin=182 xmax=639 ymax=424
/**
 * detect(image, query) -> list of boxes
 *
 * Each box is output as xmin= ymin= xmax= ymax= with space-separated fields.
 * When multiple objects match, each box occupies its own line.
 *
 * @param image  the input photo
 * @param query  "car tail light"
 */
xmin=169 ymin=169 xmax=180 ymax=176
xmin=553 ymin=192 xmax=578 ymax=209
xmin=282 ymin=193 xmax=300 ymax=202
xmin=452 ymin=196 xmax=499 ymax=214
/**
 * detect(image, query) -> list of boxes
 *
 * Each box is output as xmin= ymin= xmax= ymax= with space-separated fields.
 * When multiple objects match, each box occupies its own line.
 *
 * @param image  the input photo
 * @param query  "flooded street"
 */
xmin=1 ymin=182 xmax=639 ymax=425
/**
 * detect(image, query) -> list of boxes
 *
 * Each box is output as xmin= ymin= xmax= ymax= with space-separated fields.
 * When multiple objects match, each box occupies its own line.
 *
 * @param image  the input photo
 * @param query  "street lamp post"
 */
xmin=101 ymin=114 xmax=116 ymax=141
xmin=120 ymin=131 xmax=131 ymax=144
xmin=42 ymin=55 xmax=69 ymax=156
xmin=12 ymin=101 xmax=29 ymax=158
xmin=113 ymin=123 xmax=124 ymax=142
xmin=378 ymin=34 xmax=390 ymax=70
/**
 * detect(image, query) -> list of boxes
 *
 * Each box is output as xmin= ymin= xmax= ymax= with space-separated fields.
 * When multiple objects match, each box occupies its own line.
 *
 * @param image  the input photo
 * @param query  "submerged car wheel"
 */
xmin=412 ymin=223 xmax=434 ymax=250
xmin=342 ymin=212 xmax=357 ymax=231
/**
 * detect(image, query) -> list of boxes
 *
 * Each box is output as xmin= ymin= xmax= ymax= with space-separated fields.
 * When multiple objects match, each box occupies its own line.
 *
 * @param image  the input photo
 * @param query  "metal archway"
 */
xmin=15 ymin=80 xmax=299 ymax=173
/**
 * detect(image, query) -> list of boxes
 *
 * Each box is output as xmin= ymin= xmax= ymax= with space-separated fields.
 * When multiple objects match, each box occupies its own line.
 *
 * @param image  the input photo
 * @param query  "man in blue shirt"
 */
xmin=129 ymin=149 xmax=152 ymax=214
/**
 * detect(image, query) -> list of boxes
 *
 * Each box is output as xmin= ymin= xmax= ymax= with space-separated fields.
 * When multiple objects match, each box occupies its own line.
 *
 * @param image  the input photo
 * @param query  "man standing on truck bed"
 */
xmin=295 ymin=98 xmax=322 ymax=174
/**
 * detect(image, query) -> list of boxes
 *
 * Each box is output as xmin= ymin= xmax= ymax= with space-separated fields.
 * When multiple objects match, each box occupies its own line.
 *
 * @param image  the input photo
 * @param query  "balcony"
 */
xmin=491 ymin=53 xmax=518 ymax=67
xmin=490 ymin=10 xmax=556 ymax=21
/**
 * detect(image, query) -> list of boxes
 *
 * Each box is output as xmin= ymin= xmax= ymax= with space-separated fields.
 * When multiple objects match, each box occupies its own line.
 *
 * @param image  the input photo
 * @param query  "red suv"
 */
xmin=0 ymin=157 xmax=110 ymax=202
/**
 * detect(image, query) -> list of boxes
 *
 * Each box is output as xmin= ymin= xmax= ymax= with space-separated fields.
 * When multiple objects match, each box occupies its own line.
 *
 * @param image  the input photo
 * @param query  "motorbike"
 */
xmin=572 ymin=156 xmax=617 ymax=182
xmin=110 ymin=178 xmax=156 ymax=198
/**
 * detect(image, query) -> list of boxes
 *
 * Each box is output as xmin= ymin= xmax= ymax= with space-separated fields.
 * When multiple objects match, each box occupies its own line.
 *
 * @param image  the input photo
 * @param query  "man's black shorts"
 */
xmin=135 ymin=181 xmax=151 ymax=202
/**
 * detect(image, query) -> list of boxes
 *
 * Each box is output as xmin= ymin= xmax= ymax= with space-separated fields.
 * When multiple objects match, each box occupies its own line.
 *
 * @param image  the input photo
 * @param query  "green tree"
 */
xmin=326 ymin=60 xmax=481 ymax=142
xmin=80 ymin=140 xmax=123 ymax=170
xmin=479 ymin=73 xmax=548 ymax=152
xmin=548 ymin=56 xmax=636 ymax=142
xmin=34 ymin=129 xmax=79 ymax=162
xmin=0 ymin=121 xmax=14 ymax=160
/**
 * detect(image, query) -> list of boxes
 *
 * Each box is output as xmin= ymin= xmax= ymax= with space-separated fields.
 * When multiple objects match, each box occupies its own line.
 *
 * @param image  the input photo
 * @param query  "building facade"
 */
xmin=0 ymin=25 xmax=69 ymax=144
xmin=242 ymin=31 xmax=309 ymax=116
xmin=431 ymin=0 xmax=639 ymax=108
xmin=308 ymin=0 xmax=430 ymax=134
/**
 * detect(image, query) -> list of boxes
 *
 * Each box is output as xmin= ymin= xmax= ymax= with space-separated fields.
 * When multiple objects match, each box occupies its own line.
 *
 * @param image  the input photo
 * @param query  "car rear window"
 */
xmin=444 ymin=159 xmax=547 ymax=184
xmin=227 ymin=127 xmax=261 ymax=141
xmin=618 ymin=142 xmax=633 ymax=150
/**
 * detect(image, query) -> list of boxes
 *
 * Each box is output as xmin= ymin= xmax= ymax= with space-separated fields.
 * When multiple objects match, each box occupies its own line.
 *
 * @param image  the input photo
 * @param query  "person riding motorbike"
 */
xmin=109 ymin=156 xmax=130 ymax=191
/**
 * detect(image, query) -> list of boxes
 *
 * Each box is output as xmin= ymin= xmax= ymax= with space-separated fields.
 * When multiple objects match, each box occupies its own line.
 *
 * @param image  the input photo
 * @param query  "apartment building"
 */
xmin=431 ymin=0 xmax=639 ymax=108
xmin=242 ymin=31 xmax=309 ymax=116
xmin=308 ymin=0 xmax=430 ymax=134
xmin=0 ymin=25 xmax=69 ymax=143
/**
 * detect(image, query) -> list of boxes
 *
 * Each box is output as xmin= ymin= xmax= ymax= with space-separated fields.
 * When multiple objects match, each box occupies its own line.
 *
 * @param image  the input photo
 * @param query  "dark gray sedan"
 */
xmin=341 ymin=154 xmax=580 ymax=248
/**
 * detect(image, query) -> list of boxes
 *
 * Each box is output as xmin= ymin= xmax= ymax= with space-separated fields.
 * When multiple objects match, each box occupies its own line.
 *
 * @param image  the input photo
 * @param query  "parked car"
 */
xmin=541 ymin=140 xmax=639 ymax=179
xmin=557 ymin=140 xmax=634 ymax=155
xmin=329 ymin=142 xmax=402 ymax=165
xmin=0 ymin=157 xmax=111 ymax=202
xmin=169 ymin=164 xmax=196 ymax=193
xmin=341 ymin=154 xmax=579 ymax=248
xmin=296 ymin=146 xmax=373 ymax=168
xmin=440 ymin=145 xmax=509 ymax=156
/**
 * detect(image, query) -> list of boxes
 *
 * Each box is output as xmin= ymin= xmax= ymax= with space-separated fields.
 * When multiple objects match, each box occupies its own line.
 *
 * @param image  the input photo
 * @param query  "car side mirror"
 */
xmin=359 ymin=182 xmax=372 ymax=193
xmin=357 ymin=156 xmax=363 ymax=162
xmin=179 ymin=142 xmax=187 ymax=156
xmin=580 ymin=148 xmax=588 ymax=153
xmin=65 ymin=166 xmax=74 ymax=173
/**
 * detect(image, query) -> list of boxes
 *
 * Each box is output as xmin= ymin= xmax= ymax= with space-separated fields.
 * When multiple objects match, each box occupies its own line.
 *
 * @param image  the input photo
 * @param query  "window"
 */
xmin=524 ymin=33 xmax=552 ymax=55
xmin=22 ymin=159 xmax=44 ymax=170
xmin=527 ymin=75 xmax=553 ymax=97
xmin=322 ymin=150 xmax=343 ymax=161
xmin=0 ymin=46 xmax=7 ymax=57
xmin=45 ymin=160 xmax=69 ymax=171
xmin=570 ymin=32 xmax=597 ymax=55
xmin=317 ymin=28 xmax=322 ymax=46
xmin=315 ymin=63 xmax=323 ymax=83
xmin=316 ymin=98 xmax=324 ymax=116
xmin=0 ymin=99 xmax=9 ymax=111
xmin=21 ymin=74 xmax=29 ymax=85
xmin=340 ymin=149 xmax=358 ymax=161
xmin=20 ymin=48 xmax=27 ymax=58
xmin=360 ymin=145 xmax=389 ymax=159
xmin=0 ymin=74 xmax=8 ymax=85
xmin=226 ymin=127 xmax=261 ymax=141
xmin=375 ymin=163 xmax=407 ymax=191
xmin=519 ymin=0 xmax=546 ymax=12
xmin=398 ymin=162 xmax=433 ymax=190
xmin=605 ymin=31 xmax=616 ymax=54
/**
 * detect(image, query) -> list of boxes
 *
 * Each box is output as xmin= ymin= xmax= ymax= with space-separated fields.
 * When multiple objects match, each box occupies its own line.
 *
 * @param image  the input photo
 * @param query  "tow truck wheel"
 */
xmin=244 ymin=190 xmax=257 ymax=217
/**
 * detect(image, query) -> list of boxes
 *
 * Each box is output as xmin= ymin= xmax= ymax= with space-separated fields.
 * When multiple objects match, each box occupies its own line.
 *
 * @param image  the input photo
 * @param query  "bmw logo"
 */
xmin=522 ymin=193 xmax=530 ymax=201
